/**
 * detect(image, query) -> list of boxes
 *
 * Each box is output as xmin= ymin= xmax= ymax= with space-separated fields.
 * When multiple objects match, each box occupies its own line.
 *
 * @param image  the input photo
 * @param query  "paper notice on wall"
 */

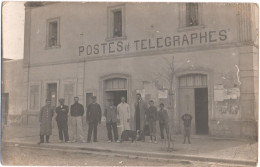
xmin=214 ymin=85 xmax=225 ymax=101
xmin=158 ymin=90 xmax=168 ymax=99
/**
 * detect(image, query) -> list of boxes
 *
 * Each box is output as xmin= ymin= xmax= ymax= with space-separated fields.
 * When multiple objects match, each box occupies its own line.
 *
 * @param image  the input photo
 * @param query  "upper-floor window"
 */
xmin=179 ymin=3 xmax=204 ymax=31
xmin=46 ymin=17 xmax=60 ymax=48
xmin=107 ymin=4 xmax=126 ymax=41
xmin=186 ymin=3 xmax=198 ymax=27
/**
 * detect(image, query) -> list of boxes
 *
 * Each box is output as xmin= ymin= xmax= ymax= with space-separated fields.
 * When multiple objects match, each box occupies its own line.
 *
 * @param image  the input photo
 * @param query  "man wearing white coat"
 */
xmin=117 ymin=96 xmax=131 ymax=138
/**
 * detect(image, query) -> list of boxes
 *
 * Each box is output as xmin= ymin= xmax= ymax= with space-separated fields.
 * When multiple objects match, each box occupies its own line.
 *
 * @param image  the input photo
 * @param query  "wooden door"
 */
xmin=195 ymin=88 xmax=208 ymax=134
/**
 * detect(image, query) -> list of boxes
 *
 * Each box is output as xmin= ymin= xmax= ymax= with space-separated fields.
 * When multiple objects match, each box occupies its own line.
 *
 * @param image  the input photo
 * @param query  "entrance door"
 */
xmin=195 ymin=88 xmax=208 ymax=134
xmin=179 ymin=88 xmax=196 ymax=134
xmin=47 ymin=83 xmax=57 ymax=107
xmin=104 ymin=90 xmax=127 ymax=106
xmin=2 ymin=93 xmax=9 ymax=125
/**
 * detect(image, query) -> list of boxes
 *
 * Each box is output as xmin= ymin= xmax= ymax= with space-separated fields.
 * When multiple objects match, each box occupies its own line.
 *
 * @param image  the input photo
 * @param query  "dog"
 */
xmin=120 ymin=130 xmax=145 ymax=143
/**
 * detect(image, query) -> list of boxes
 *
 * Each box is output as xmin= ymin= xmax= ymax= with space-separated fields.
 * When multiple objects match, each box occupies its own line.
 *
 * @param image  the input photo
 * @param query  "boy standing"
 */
xmin=181 ymin=113 xmax=192 ymax=144
xmin=158 ymin=103 xmax=169 ymax=140
xmin=104 ymin=99 xmax=120 ymax=143
xmin=146 ymin=100 xmax=157 ymax=143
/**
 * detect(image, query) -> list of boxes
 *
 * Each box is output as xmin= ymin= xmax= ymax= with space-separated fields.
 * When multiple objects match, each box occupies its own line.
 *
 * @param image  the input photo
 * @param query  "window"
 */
xmin=29 ymin=84 xmax=40 ymax=110
xmin=186 ymin=3 xmax=198 ymax=27
xmin=46 ymin=17 xmax=60 ymax=48
xmin=107 ymin=4 xmax=126 ymax=41
xmin=178 ymin=3 xmax=204 ymax=31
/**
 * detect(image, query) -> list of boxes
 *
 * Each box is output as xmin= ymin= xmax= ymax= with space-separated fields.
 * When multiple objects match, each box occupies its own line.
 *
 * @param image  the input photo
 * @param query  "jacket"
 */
xmin=70 ymin=103 xmax=84 ymax=117
xmin=104 ymin=105 xmax=117 ymax=123
xmin=86 ymin=103 xmax=102 ymax=123
xmin=158 ymin=109 xmax=169 ymax=124
xmin=55 ymin=105 xmax=69 ymax=122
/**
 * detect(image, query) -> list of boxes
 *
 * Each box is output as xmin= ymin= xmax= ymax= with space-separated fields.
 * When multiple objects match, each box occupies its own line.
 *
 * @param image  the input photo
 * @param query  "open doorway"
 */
xmin=104 ymin=90 xmax=127 ymax=106
xmin=195 ymin=88 xmax=208 ymax=134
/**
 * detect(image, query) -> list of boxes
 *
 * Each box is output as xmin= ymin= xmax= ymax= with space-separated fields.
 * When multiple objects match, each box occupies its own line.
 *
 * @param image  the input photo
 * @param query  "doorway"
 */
xmin=195 ymin=88 xmax=208 ymax=134
xmin=178 ymin=74 xmax=208 ymax=135
xmin=104 ymin=90 xmax=127 ymax=106
xmin=47 ymin=83 xmax=57 ymax=107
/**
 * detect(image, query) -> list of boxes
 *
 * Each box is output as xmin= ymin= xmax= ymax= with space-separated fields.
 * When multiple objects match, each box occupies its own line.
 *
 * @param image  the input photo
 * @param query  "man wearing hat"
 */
xmin=56 ymin=98 xmax=69 ymax=142
xmin=86 ymin=96 xmax=102 ymax=143
xmin=70 ymin=96 xmax=85 ymax=143
xmin=134 ymin=93 xmax=148 ymax=134
xmin=38 ymin=99 xmax=55 ymax=144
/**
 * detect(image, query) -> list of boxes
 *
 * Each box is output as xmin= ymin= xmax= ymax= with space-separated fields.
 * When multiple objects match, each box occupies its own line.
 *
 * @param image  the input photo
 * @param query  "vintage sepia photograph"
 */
xmin=1 ymin=1 xmax=259 ymax=166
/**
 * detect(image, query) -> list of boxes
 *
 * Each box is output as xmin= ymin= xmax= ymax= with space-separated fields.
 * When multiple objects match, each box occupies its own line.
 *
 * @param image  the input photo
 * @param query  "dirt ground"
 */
xmin=1 ymin=145 xmax=251 ymax=167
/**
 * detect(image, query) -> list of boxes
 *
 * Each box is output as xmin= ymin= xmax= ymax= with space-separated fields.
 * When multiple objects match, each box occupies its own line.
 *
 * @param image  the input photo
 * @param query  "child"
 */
xmin=146 ymin=100 xmax=157 ymax=143
xmin=158 ymin=103 xmax=169 ymax=140
xmin=181 ymin=113 xmax=192 ymax=144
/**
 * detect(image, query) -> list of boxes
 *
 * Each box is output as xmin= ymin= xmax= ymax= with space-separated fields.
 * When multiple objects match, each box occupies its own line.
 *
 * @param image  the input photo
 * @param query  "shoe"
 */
xmin=87 ymin=141 xmax=91 ymax=143
xmin=46 ymin=141 xmax=49 ymax=143
xmin=108 ymin=140 xmax=112 ymax=143
xmin=93 ymin=140 xmax=98 ymax=142
xmin=116 ymin=140 xmax=120 ymax=143
xmin=65 ymin=141 xmax=71 ymax=143
xmin=154 ymin=141 xmax=158 ymax=144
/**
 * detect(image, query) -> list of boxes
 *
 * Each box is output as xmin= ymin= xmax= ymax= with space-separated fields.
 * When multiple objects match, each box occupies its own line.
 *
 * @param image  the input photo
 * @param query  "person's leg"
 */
xmin=112 ymin=121 xmax=119 ymax=141
xmin=159 ymin=123 xmax=164 ymax=139
xmin=93 ymin=122 xmax=98 ymax=142
xmin=87 ymin=122 xmax=94 ymax=142
xmin=46 ymin=135 xmax=49 ymax=143
xmin=152 ymin=121 xmax=157 ymax=143
xmin=40 ymin=135 xmax=44 ymax=143
xmin=183 ymin=127 xmax=187 ymax=144
xmin=57 ymin=121 xmax=63 ymax=141
xmin=76 ymin=116 xmax=85 ymax=142
xmin=187 ymin=127 xmax=191 ymax=144
xmin=106 ymin=122 xmax=112 ymax=141
xmin=71 ymin=117 xmax=77 ymax=142
xmin=63 ymin=120 xmax=69 ymax=142
xmin=149 ymin=120 xmax=153 ymax=142
xmin=165 ymin=124 xmax=169 ymax=140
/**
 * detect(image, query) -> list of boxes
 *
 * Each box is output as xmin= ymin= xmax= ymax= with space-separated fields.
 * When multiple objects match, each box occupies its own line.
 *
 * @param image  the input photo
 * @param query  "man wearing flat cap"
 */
xmin=38 ymin=99 xmax=54 ymax=144
xmin=56 ymin=98 xmax=69 ymax=142
xmin=86 ymin=96 xmax=101 ymax=143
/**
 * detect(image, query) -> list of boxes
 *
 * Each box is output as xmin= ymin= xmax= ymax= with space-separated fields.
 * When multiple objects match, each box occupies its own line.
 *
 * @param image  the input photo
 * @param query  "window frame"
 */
xmin=178 ymin=3 xmax=205 ymax=32
xmin=106 ymin=4 xmax=127 ymax=41
xmin=28 ymin=82 xmax=41 ymax=112
xmin=46 ymin=17 xmax=61 ymax=49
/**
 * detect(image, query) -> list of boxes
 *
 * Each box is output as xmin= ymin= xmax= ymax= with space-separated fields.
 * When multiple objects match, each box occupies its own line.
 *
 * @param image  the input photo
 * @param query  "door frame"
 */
xmin=175 ymin=69 xmax=213 ymax=134
xmin=100 ymin=73 xmax=131 ymax=112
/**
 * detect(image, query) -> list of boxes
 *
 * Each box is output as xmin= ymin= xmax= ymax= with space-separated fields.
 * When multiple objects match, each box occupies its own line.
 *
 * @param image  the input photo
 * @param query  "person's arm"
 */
xmin=86 ymin=105 xmax=89 ymax=123
xmin=98 ymin=104 xmax=102 ymax=123
xmin=80 ymin=105 xmax=84 ymax=116
xmin=39 ymin=107 xmax=43 ymax=122
xmin=127 ymin=104 xmax=131 ymax=121
xmin=104 ymin=107 xmax=107 ymax=117
xmin=65 ymin=106 xmax=69 ymax=115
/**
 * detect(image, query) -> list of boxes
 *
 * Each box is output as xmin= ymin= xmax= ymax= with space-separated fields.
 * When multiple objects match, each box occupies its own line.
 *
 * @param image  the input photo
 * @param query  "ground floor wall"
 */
xmin=21 ymin=45 xmax=258 ymax=139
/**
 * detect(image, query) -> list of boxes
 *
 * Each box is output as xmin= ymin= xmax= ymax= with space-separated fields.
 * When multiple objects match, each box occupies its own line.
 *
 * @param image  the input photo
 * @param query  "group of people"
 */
xmin=38 ymin=93 xmax=192 ymax=145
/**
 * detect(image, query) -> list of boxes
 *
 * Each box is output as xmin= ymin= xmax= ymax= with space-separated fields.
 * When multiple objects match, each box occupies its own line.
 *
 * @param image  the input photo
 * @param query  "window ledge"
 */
xmin=177 ymin=25 xmax=206 ymax=32
xmin=45 ymin=45 xmax=61 ymax=50
xmin=105 ymin=35 xmax=127 ymax=42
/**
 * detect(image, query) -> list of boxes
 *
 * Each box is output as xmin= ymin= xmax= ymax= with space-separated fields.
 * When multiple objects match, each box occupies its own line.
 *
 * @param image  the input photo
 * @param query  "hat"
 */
xmin=91 ymin=96 xmax=97 ymax=99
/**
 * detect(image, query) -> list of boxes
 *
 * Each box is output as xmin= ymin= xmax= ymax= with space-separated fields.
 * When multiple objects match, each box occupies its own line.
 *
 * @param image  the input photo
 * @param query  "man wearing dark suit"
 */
xmin=56 ymin=98 xmax=69 ymax=143
xmin=86 ymin=96 xmax=101 ymax=143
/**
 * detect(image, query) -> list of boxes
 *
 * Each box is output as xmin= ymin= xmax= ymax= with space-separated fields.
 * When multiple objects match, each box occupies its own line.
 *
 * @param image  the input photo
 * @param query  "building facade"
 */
xmin=23 ymin=2 xmax=258 ymax=138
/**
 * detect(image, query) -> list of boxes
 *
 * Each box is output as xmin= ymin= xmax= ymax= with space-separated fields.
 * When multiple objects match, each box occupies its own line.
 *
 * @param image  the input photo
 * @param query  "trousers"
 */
xmin=71 ymin=116 xmax=85 ymax=142
xmin=87 ymin=122 xmax=98 ymax=141
xmin=57 ymin=120 xmax=69 ymax=141
xmin=106 ymin=121 xmax=118 ymax=141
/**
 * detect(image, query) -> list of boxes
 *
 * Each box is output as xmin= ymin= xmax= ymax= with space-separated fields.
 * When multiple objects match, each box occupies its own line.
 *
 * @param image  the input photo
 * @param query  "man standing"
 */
xmin=134 ymin=93 xmax=147 ymax=132
xmin=181 ymin=113 xmax=192 ymax=144
xmin=86 ymin=96 xmax=101 ymax=143
xmin=55 ymin=98 xmax=69 ymax=143
xmin=117 ymin=96 xmax=131 ymax=136
xmin=70 ymin=96 xmax=85 ymax=143
xmin=104 ymin=99 xmax=120 ymax=143
xmin=38 ymin=99 xmax=54 ymax=144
